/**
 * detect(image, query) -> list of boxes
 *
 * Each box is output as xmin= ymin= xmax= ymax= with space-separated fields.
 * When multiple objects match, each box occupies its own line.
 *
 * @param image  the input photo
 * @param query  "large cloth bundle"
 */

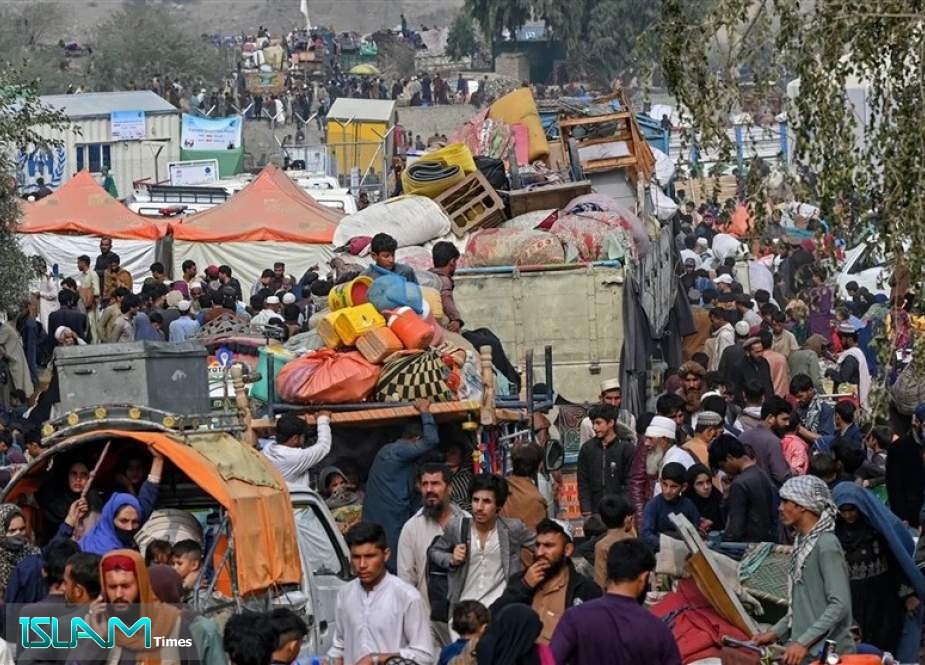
xmin=550 ymin=211 xmax=636 ymax=262
xmin=374 ymin=348 xmax=460 ymax=402
xmin=462 ymin=228 xmax=565 ymax=267
xmin=488 ymin=88 xmax=548 ymax=161
xmin=333 ymin=196 xmax=451 ymax=248
xmin=891 ymin=364 xmax=925 ymax=415
xmin=565 ymin=193 xmax=651 ymax=256
xmin=276 ymin=349 xmax=380 ymax=404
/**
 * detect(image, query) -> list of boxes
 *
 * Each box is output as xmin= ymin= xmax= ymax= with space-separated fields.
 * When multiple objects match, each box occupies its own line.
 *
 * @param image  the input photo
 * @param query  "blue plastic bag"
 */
xmin=367 ymin=272 xmax=424 ymax=314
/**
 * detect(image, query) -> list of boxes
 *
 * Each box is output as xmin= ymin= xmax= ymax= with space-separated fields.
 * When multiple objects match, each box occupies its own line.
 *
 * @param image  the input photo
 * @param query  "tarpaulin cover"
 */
xmin=19 ymin=234 xmax=157 ymax=291
xmin=18 ymin=171 xmax=167 ymax=240
xmin=172 ymin=163 xmax=341 ymax=242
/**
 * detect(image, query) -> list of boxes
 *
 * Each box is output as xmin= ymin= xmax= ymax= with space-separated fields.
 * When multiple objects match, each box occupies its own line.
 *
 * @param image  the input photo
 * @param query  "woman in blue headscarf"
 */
xmin=77 ymin=452 xmax=164 ymax=555
xmin=832 ymin=482 xmax=925 ymax=658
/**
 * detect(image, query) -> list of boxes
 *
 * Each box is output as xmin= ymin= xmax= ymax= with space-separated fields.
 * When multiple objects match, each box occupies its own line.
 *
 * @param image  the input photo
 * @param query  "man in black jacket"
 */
xmin=739 ymin=337 xmax=774 ymax=401
xmin=886 ymin=404 xmax=925 ymax=528
xmin=491 ymin=519 xmax=601 ymax=643
xmin=578 ymin=405 xmax=635 ymax=519
xmin=47 ymin=289 xmax=88 ymax=342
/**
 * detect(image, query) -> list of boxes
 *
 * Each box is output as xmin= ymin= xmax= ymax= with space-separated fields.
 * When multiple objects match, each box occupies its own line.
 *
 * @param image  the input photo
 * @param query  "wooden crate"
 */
xmin=434 ymin=170 xmax=506 ymax=237
xmin=508 ymin=180 xmax=592 ymax=218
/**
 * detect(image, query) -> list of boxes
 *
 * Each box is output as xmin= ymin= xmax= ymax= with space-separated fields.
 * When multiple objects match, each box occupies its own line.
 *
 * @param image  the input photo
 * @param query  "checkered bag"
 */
xmin=374 ymin=348 xmax=457 ymax=402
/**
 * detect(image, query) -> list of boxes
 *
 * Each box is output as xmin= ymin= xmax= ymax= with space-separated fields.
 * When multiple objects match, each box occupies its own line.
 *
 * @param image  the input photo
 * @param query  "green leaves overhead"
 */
xmin=0 ymin=68 xmax=68 ymax=313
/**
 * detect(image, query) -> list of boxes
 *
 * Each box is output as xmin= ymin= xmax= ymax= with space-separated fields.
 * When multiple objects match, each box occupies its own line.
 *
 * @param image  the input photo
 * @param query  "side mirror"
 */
xmin=545 ymin=439 xmax=564 ymax=472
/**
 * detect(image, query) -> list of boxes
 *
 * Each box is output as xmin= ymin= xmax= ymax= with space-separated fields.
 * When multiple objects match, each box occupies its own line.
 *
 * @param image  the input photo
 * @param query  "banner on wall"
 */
xmin=181 ymin=114 xmax=243 ymax=151
xmin=168 ymin=159 xmax=220 ymax=186
xmin=111 ymin=110 xmax=146 ymax=141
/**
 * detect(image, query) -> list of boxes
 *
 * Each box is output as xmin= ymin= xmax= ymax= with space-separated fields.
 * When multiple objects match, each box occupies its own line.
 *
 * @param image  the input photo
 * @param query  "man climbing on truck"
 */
xmin=430 ymin=242 xmax=520 ymax=391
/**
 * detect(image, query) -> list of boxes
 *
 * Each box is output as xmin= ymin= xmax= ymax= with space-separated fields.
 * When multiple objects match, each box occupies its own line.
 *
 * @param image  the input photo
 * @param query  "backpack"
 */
xmin=425 ymin=516 xmax=470 ymax=623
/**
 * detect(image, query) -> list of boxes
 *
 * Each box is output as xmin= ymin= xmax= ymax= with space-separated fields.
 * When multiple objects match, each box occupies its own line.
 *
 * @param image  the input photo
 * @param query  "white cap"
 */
xmin=177 ymin=300 xmax=191 ymax=312
xmin=645 ymin=415 xmax=676 ymax=440
xmin=696 ymin=237 xmax=709 ymax=247
xmin=282 ymin=292 xmax=296 ymax=305
xmin=714 ymin=274 xmax=734 ymax=285
xmin=265 ymin=296 xmax=280 ymax=305
xmin=734 ymin=320 xmax=751 ymax=337
xmin=600 ymin=378 xmax=621 ymax=393
xmin=190 ymin=281 xmax=203 ymax=290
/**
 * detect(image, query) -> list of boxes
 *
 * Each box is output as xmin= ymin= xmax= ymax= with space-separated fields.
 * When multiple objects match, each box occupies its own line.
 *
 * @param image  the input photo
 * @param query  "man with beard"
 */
xmin=72 ymin=549 xmax=196 ymax=665
xmin=676 ymin=361 xmax=706 ymax=418
xmin=885 ymin=403 xmax=925 ymax=528
xmin=645 ymin=416 xmax=696 ymax=497
xmin=550 ymin=538 xmax=680 ymax=665
xmin=397 ymin=463 xmax=468 ymax=647
xmin=738 ymin=396 xmax=793 ymax=487
xmin=491 ymin=519 xmax=601 ymax=643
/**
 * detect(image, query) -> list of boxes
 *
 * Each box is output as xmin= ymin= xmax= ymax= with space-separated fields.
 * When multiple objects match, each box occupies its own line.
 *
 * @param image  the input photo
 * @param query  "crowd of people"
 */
xmin=3 ymin=181 xmax=925 ymax=664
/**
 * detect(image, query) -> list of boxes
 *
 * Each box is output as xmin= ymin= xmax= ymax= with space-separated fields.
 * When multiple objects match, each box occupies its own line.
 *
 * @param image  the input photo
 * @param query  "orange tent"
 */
xmin=171 ymin=163 xmax=342 ymax=242
xmin=18 ymin=171 xmax=167 ymax=240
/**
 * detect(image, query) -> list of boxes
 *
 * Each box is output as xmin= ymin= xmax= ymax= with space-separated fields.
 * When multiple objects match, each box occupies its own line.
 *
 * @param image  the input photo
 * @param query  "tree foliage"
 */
xmin=464 ymin=0 xmax=533 ymax=48
xmin=90 ymin=4 xmax=224 ymax=92
xmin=656 ymin=0 xmax=925 ymax=414
xmin=464 ymin=0 xmax=660 ymax=83
xmin=446 ymin=12 xmax=480 ymax=61
xmin=0 ymin=3 xmax=75 ymax=94
xmin=0 ymin=69 xmax=69 ymax=312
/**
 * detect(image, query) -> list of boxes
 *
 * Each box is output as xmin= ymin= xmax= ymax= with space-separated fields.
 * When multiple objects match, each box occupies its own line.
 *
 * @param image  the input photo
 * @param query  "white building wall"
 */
xmin=23 ymin=113 xmax=180 ymax=198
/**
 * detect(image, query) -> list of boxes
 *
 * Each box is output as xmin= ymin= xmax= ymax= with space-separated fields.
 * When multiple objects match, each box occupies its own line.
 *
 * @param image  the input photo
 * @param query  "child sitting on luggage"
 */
xmin=641 ymin=462 xmax=701 ymax=551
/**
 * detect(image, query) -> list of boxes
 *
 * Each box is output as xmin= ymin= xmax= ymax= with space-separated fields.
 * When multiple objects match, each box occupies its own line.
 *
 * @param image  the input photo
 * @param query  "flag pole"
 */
xmin=300 ymin=0 xmax=312 ymax=31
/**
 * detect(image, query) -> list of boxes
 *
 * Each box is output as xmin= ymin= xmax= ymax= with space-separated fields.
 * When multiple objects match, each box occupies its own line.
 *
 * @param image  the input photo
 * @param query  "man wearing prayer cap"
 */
xmin=168 ymin=300 xmax=200 ymax=342
xmin=826 ymin=322 xmax=870 ymax=408
xmin=579 ymin=378 xmax=636 ymax=445
xmin=682 ymin=410 xmax=722 ymax=468
xmin=754 ymin=476 xmax=853 ymax=663
xmin=55 ymin=326 xmax=86 ymax=346
xmin=644 ymin=415 xmax=695 ymax=497
xmin=250 ymin=295 xmax=282 ymax=327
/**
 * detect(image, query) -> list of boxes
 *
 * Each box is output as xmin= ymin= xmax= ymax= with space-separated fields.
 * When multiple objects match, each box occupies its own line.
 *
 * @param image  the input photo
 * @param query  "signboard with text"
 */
xmin=110 ymin=110 xmax=146 ymax=141
xmin=180 ymin=114 xmax=243 ymax=151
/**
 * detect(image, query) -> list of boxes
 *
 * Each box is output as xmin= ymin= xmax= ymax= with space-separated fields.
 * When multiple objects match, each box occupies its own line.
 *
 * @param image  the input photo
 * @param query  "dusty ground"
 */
xmin=4 ymin=0 xmax=462 ymax=42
